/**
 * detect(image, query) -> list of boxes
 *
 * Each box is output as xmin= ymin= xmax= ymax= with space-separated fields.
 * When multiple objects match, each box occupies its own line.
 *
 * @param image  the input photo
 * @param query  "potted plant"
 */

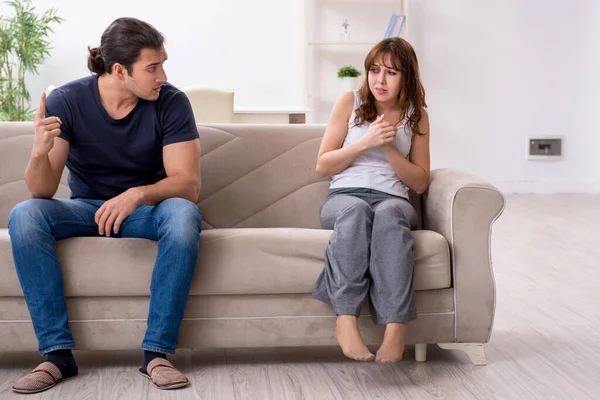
xmin=0 ymin=0 xmax=63 ymax=121
xmin=337 ymin=64 xmax=361 ymax=92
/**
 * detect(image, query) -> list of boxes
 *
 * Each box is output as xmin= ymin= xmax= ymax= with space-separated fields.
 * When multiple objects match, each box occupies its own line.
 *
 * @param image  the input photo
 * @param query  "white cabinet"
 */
xmin=304 ymin=0 xmax=408 ymax=123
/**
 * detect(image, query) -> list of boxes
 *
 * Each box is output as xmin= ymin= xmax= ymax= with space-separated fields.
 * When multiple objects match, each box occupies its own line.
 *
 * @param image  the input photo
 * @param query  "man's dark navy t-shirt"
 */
xmin=45 ymin=75 xmax=199 ymax=200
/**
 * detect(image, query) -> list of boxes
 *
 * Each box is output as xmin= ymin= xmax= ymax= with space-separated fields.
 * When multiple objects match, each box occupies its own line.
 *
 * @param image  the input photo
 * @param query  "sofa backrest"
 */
xmin=0 ymin=123 xmax=71 ymax=229
xmin=0 ymin=122 xmax=422 ymax=230
xmin=195 ymin=124 xmax=330 ymax=229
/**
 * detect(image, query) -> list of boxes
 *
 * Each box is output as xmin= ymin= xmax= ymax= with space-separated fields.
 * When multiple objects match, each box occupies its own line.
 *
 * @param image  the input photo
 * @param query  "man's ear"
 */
xmin=112 ymin=63 xmax=129 ymax=80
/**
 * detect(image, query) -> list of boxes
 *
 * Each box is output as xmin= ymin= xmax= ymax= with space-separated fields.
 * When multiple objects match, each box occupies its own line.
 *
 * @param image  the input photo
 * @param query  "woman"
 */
xmin=313 ymin=37 xmax=430 ymax=363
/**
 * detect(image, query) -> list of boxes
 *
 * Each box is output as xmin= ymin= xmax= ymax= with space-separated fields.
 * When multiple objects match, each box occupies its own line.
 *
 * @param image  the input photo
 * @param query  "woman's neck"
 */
xmin=375 ymin=100 xmax=402 ymax=117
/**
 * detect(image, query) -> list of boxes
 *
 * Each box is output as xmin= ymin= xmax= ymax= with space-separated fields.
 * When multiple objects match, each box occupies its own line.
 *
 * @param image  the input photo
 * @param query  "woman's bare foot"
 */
xmin=335 ymin=315 xmax=375 ymax=361
xmin=376 ymin=323 xmax=405 ymax=363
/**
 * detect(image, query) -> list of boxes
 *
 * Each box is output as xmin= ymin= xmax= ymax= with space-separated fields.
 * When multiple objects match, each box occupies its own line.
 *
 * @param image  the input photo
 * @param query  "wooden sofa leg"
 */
xmin=415 ymin=344 xmax=427 ymax=362
xmin=438 ymin=343 xmax=487 ymax=365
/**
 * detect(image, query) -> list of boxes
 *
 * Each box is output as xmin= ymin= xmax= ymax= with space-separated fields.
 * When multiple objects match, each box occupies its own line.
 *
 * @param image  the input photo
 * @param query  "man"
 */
xmin=9 ymin=17 xmax=201 ymax=393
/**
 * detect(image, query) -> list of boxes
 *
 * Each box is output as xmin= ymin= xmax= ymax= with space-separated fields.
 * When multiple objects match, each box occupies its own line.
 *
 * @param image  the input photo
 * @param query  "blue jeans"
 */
xmin=8 ymin=197 xmax=202 ymax=355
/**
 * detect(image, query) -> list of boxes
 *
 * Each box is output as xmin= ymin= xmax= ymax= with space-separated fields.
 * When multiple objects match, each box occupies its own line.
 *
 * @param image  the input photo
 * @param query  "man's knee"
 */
xmin=157 ymin=198 xmax=202 ymax=232
xmin=8 ymin=199 xmax=51 ymax=234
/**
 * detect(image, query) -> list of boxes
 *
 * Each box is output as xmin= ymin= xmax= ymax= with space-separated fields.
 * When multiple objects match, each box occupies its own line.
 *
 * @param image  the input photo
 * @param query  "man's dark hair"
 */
xmin=87 ymin=17 xmax=164 ymax=76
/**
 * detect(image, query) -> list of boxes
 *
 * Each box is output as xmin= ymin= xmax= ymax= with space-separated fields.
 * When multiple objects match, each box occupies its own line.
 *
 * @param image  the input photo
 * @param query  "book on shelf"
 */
xmin=384 ymin=14 xmax=406 ymax=38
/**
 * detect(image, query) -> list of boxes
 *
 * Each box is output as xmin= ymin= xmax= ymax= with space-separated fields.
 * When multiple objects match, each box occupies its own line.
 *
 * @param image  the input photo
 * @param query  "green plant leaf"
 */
xmin=337 ymin=65 xmax=362 ymax=78
xmin=0 ymin=0 xmax=63 ymax=120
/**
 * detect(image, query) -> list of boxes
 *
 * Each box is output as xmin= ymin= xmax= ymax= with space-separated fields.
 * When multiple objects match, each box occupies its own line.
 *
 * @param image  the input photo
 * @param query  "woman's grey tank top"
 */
xmin=329 ymin=91 xmax=413 ymax=199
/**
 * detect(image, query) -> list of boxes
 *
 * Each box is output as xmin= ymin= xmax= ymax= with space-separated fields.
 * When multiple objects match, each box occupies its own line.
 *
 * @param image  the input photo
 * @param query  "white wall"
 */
xmin=0 ymin=0 xmax=306 ymax=108
xmin=590 ymin=7 xmax=600 ymax=190
xmin=408 ymin=0 xmax=600 ymax=193
xmin=2 ymin=0 xmax=598 ymax=192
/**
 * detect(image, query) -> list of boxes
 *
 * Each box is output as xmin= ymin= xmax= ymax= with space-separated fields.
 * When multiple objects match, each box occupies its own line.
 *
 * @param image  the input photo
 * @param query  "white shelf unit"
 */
xmin=304 ymin=0 xmax=408 ymax=123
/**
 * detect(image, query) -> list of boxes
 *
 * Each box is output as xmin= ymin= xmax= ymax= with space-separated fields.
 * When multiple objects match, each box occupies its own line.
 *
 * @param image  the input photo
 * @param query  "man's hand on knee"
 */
xmin=94 ymin=188 xmax=143 ymax=236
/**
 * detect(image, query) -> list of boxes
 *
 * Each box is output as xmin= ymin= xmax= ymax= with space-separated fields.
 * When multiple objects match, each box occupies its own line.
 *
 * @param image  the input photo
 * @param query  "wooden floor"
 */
xmin=1 ymin=194 xmax=599 ymax=399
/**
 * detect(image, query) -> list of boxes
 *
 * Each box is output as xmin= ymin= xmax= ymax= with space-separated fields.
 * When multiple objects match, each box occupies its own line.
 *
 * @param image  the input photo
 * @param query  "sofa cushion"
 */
xmin=0 ymin=228 xmax=450 ymax=297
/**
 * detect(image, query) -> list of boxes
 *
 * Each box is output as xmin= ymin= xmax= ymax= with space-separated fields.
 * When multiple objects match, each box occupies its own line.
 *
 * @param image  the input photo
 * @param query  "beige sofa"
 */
xmin=0 ymin=122 xmax=504 ymax=365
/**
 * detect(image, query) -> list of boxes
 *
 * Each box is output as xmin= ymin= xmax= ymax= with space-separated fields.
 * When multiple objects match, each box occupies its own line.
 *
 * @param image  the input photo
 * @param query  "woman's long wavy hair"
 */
xmin=354 ymin=37 xmax=427 ymax=136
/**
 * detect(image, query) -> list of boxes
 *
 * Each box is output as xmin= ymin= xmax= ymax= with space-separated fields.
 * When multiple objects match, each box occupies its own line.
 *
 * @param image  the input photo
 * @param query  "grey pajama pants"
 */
xmin=313 ymin=188 xmax=419 ymax=324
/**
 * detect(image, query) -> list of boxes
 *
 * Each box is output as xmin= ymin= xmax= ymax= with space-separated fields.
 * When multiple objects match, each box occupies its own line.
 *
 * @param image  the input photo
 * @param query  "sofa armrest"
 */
xmin=422 ymin=168 xmax=505 ymax=343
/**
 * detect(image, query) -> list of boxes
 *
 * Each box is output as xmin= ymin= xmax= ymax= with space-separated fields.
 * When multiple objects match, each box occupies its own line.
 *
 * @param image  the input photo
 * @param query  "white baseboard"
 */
xmin=492 ymin=180 xmax=600 ymax=194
